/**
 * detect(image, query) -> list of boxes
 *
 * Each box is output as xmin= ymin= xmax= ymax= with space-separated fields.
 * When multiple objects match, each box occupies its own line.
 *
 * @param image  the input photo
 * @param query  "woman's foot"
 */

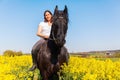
xmin=29 ymin=64 xmax=36 ymax=71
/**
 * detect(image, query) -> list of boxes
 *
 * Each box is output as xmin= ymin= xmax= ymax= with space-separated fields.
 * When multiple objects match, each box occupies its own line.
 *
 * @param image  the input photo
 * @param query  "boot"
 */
xmin=29 ymin=51 xmax=37 ymax=71
xmin=29 ymin=64 xmax=36 ymax=71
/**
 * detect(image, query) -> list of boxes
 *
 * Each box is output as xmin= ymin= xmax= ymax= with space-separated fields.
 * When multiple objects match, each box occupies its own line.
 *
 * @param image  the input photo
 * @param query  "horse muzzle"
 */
xmin=55 ymin=39 xmax=66 ymax=47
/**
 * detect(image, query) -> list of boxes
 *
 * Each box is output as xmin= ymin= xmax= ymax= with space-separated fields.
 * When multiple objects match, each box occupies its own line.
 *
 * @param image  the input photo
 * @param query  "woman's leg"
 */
xmin=29 ymin=39 xmax=45 ymax=71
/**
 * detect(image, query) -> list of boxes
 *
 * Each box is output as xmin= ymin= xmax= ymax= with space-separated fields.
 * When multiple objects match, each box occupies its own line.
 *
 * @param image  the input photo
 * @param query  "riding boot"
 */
xmin=29 ymin=51 xmax=37 ymax=71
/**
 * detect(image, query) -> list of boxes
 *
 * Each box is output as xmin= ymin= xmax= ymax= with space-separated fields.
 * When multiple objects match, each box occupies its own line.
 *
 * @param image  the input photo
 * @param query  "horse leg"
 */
xmin=40 ymin=70 xmax=49 ymax=80
xmin=48 ymin=73 xmax=59 ymax=80
xmin=59 ymin=47 xmax=69 ymax=65
xmin=54 ymin=72 xmax=59 ymax=80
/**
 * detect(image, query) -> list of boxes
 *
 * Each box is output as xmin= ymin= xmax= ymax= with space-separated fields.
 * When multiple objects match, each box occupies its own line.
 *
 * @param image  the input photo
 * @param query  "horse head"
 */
xmin=50 ymin=5 xmax=69 ymax=47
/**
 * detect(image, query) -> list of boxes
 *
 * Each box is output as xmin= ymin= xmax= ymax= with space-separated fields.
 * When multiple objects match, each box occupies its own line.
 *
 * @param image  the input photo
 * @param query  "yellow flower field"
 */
xmin=60 ymin=56 xmax=120 ymax=80
xmin=0 ymin=55 xmax=35 ymax=80
xmin=0 ymin=55 xmax=120 ymax=80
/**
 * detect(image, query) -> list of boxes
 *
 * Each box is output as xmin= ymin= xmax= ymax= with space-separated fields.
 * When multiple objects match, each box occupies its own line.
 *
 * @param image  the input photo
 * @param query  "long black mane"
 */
xmin=37 ymin=5 xmax=69 ymax=80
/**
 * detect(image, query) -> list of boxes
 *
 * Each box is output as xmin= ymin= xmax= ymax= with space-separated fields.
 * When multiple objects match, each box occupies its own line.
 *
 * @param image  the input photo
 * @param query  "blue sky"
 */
xmin=0 ymin=0 xmax=120 ymax=54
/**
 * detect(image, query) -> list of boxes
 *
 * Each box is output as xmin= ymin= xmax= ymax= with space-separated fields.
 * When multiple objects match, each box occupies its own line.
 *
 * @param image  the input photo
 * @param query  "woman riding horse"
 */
xmin=35 ymin=5 xmax=69 ymax=80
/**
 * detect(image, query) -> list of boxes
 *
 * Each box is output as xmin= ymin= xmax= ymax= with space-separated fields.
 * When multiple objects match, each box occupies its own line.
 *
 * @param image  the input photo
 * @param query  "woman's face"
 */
xmin=45 ymin=12 xmax=52 ymax=22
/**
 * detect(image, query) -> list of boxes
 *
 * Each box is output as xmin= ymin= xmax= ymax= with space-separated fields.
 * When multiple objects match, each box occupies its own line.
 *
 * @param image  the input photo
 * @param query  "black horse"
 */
xmin=37 ymin=5 xmax=69 ymax=80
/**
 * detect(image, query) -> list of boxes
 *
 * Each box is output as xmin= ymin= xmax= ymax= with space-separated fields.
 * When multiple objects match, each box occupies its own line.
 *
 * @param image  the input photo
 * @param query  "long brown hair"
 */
xmin=44 ymin=10 xmax=52 ymax=22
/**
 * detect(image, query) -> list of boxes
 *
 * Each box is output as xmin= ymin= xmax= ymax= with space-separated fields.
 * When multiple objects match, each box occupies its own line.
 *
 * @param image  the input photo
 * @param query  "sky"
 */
xmin=0 ymin=0 xmax=120 ymax=54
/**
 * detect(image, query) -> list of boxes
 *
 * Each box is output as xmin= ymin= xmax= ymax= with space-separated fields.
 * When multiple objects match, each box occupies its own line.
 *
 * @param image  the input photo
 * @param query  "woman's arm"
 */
xmin=36 ymin=25 xmax=49 ymax=39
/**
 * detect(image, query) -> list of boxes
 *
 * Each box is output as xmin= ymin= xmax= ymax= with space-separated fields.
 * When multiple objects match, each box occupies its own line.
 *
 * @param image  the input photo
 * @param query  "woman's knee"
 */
xmin=31 ymin=46 xmax=40 ymax=55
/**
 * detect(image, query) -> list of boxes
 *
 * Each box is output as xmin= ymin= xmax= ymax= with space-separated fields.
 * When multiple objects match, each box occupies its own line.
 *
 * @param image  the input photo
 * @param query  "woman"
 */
xmin=29 ymin=10 xmax=52 ymax=71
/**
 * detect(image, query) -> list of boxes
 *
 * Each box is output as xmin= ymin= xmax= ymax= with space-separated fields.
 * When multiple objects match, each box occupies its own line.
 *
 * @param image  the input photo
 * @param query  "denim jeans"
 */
xmin=31 ymin=38 xmax=45 ymax=64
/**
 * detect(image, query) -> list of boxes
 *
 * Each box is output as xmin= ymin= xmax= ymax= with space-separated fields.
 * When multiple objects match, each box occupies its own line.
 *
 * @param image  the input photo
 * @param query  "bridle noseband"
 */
xmin=58 ymin=16 xmax=63 ymax=19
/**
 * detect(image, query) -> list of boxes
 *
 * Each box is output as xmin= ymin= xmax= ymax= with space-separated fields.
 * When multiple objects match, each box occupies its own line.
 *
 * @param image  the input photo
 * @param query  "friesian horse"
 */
xmin=37 ymin=5 xmax=69 ymax=80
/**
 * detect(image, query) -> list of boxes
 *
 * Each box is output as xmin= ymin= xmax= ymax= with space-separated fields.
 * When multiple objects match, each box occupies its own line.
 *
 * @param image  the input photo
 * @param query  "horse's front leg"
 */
xmin=40 ymin=70 xmax=49 ymax=80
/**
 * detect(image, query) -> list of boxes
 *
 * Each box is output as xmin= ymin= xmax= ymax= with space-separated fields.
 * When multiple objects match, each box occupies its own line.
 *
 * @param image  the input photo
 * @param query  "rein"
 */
xmin=48 ymin=32 xmax=57 ymax=43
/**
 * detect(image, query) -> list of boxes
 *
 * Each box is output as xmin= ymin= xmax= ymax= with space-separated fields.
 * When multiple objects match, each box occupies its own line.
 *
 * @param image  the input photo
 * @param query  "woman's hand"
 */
xmin=43 ymin=35 xmax=49 ymax=39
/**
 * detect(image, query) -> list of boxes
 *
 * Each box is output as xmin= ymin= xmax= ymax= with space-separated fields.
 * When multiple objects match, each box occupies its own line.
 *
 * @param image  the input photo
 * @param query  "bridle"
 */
xmin=48 ymin=16 xmax=64 ymax=43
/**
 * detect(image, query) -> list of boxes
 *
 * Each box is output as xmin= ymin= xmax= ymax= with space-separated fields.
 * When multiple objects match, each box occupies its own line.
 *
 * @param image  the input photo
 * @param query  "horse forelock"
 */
xmin=53 ymin=10 xmax=68 ymax=23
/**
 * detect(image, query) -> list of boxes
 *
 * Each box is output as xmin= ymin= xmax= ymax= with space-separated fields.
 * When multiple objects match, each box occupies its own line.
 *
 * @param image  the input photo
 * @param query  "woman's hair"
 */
xmin=44 ymin=10 xmax=52 ymax=22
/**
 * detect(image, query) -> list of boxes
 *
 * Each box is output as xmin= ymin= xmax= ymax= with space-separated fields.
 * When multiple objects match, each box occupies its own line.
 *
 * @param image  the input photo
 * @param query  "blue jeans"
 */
xmin=31 ymin=38 xmax=45 ymax=64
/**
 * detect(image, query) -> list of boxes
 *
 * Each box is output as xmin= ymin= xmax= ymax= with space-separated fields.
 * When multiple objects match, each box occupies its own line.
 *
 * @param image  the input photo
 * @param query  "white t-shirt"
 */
xmin=39 ymin=22 xmax=52 ymax=36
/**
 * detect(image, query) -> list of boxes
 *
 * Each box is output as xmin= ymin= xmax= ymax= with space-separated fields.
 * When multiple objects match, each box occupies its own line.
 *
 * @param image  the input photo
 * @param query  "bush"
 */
xmin=15 ymin=51 xmax=23 ymax=56
xmin=3 ymin=50 xmax=23 ymax=57
xmin=113 ymin=52 xmax=120 ymax=58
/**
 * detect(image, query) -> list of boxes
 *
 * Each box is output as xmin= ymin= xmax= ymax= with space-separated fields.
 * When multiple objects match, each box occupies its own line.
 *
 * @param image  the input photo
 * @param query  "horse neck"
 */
xmin=47 ymin=40 xmax=61 ymax=64
xmin=47 ymin=40 xmax=61 ymax=54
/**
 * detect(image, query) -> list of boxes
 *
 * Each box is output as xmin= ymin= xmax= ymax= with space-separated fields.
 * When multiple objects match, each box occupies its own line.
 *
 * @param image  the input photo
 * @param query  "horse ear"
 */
xmin=54 ymin=5 xmax=58 ymax=15
xmin=64 ymin=5 xmax=68 ymax=15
